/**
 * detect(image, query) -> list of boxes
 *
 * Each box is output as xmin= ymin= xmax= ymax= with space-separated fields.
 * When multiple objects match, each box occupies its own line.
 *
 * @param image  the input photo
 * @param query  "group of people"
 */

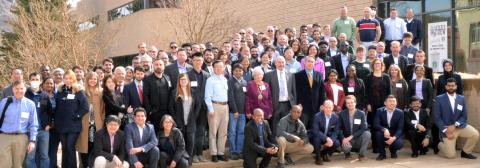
xmin=0 ymin=4 xmax=479 ymax=168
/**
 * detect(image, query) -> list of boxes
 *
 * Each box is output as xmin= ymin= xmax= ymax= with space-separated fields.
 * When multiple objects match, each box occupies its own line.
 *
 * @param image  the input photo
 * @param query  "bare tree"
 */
xmin=163 ymin=0 xmax=246 ymax=45
xmin=0 ymin=0 xmax=117 ymax=82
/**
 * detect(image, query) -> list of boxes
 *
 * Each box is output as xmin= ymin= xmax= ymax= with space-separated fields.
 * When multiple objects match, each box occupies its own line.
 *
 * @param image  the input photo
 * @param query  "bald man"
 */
xmin=243 ymin=109 xmax=277 ymax=168
xmin=312 ymin=100 xmax=340 ymax=165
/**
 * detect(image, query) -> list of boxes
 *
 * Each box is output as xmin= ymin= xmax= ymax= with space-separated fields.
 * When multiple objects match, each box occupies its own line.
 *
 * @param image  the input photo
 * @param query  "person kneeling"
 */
xmin=312 ymin=100 xmax=340 ymax=165
xmin=276 ymin=105 xmax=314 ymax=167
xmin=405 ymin=96 xmax=431 ymax=157
xmin=93 ymin=115 xmax=129 ymax=168
xmin=157 ymin=115 xmax=189 ymax=168
xmin=125 ymin=108 xmax=160 ymax=168
xmin=243 ymin=108 xmax=278 ymax=168
xmin=338 ymin=96 xmax=371 ymax=161
xmin=375 ymin=95 xmax=404 ymax=161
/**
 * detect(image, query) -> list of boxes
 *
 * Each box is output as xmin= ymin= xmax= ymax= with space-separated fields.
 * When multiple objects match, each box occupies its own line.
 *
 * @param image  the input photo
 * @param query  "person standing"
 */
xmin=332 ymin=6 xmax=356 ymax=44
xmin=356 ymin=7 xmax=381 ymax=50
xmin=405 ymin=8 xmax=423 ymax=49
xmin=204 ymin=61 xmax=230 ymax=162
xmin=434 ymin=78 xmax=479 ymax=159
xmin=383 ymin=8 xmax=407 ymax=53
xmin=165 ymin=49 xmax=193 ymax=89
xmin=227 ymin=64 xmax=247 ymax=160
xmin=0 ymin=81 xmax=39 ymax=168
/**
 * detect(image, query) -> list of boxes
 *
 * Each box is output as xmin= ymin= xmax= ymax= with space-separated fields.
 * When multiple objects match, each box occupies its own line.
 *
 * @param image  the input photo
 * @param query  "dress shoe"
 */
xmin=321 ymin=153 xmax=331 ymax=162
xmin=276 ymin=162 xmax=285 ymax=168
xmin=345 ymin=152 xmax=352 ymax=159
xmin=391 ymin=152 xmax=398 ymax=159
xmin=420 ymin=151 xmax=427 ymax=155
xmin=211 ymin=155 xmax=218 ymax=162
xmin=218 ymin=155 xmax=229 ymax=161
xmin=358 ymin=154 xmax=365 ymax=161
xmin=433 ymin=147 xmax=439 ymax=154
xmin=411 ymin=153 xmax=418 ymax=158
xmin=284 ymin=154 xmax=295 ymax=165
xmin=461 ymin=151 xmax=477 ymax=159
xmin=376 ymin=155 xmax=386 ymax=161
xmin=315 ymin=156 xmax=323 ymax=165
xmin=230 ymin=153 xmax=239 ymax=160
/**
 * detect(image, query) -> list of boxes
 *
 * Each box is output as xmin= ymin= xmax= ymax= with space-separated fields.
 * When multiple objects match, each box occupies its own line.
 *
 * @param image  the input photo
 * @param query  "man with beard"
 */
xmin=143 ymin=59 xmax=173 ymax=132
xmin=250 ymin=46 xmax=261 ymax=68
xmin=202 ymin=49 xmax=215 ymax=75
xmin=434 ymin=78 xmax=479 ymax=159
xmin=317 ymin=41 xmax=334 ymax=74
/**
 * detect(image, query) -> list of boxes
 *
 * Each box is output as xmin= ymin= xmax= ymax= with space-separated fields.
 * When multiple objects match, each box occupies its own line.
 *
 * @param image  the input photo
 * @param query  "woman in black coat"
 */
xmin=342 ymin=64 xmax=367 ymax=110
xmin=102 ymin=75 xmax=133 ymax=128
xmin=168 ymin=74 xmax=200 ymax=166
xmin=157 ymin=115 xmax=189 ymax=168
xmin=437 ymin=59 xmax=463 ymax=95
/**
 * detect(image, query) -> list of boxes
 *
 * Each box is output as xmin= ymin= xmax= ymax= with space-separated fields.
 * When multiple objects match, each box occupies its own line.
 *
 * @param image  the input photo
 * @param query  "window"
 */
xmin=107 ymin=1 xmax=144 ymax=21
xmin=148 ymin=0 xmax=181 ymax=8
xmin=425 ymin=0 xmax=451 ymax=12
xmin=455 ymin=7 xmax=480 ymax=73
xmin=78 ymin=15 xmax=99 ymax=31
xmin=456 ymin=0 xmax=480 ymax=8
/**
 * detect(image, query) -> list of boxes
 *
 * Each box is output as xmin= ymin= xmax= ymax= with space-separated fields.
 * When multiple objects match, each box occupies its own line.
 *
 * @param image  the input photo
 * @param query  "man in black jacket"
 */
xmin=227 ymin=64 xmax=247 ymax=160
xmin=93 ymin=115 xmax=129 ymax=168
xmin=243 ymin=109 xmax=278 ymax=168
xmin=405 ymin=96 xmax=431 ymax=158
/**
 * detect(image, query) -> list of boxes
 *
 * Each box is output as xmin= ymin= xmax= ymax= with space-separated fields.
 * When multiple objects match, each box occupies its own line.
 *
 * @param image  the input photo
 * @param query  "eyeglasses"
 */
xmin=170 ymin=46 xmax=178 ymax=49
xmin=267 ymin=30 xmax=274 ymax=32
xmin=239 ymin=32 xmax=245 ymax=34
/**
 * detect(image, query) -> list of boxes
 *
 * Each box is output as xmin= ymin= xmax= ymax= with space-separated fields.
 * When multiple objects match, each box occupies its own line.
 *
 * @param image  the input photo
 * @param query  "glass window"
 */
xmin=390 ymin=1 xmax=422 ymax=18
xmin=456 ymin=0 xmax=480 ymax=8
xmin=425 ymin=0 xmax=451 ymax=12
xmin=108 ymin=1 xmax=144 ymax=21
xmin=424 ymin=11 xmax=453 ymax=71
xmin=148 ymin=0 xmax=181 ymax=8
xmin=455 ymin=7 xmax=480 ymax=73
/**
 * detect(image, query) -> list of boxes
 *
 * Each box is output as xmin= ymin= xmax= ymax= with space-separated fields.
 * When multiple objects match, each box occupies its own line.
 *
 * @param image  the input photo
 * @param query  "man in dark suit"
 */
xmin=331 ymin=41 xmax=354 ymax=79
xmin=327 ymin=37 xmax=340 ymax=57
xmin=312 ymin=100 xmax=340 ymax=165
xmin=434 ymin=78 xmax=479 ymax=159
xmin=264 ymin=56 xmax=296 ymax=136
xmin=125 ymin=108 xmax=160 ymax=168
xmin=143 ymin=59 xmax=173 ymax=132
xmin=338 ymin=95 xmax=370 ymax=161
xmin=375 ymin=95 xmax=404 ymax=161
xmin=318 ymin=41 xmax=334 ymax=74
xmin=164 ymin=48 xmax=192 ymax=89
xmin=243 ymin=109 xmax=278 ymax=168
xmin=123 ymin=66 xmax=145 ymax=109
xmin=295 ymin=56 xmax=326 ymax=129
xmin=405 ymin=9 xmax=422 ymax=48
xmin=405 ymin=51 xmax=433 ymax=84
xmin=93 ymin=115 xmax=129 ymax=168
xmin=383 ymin=41 xmax=408 ymax=75
xmin=405 ymin=96 xmax=431 ymax=158
xmin=187 ymin=52 xmax=211 ymax=163
xmin=408 ymin=66 xmax=434 ymax=111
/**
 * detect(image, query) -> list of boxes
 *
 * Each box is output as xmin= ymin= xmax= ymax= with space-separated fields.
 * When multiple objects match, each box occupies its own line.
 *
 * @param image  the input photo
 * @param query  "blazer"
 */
xmin=374 ymin=107 xmax=404 ymax=138
xmin=263 ymin=69 xmax=297 ymax=109
xmin=383 ymin=54 xmax=408 ymax=76
xmin=143 ymin=73 xmax=173 ymax=114
xmin=157 ymin=128 xmax=188 ymax=162
xmin=228 ymin=77 xmax=247 ymax=114
xmin=404 ymin=64 xmax=434 ymax=85
xmin=243 ymin=120 xmax=276 ymax=157
xmin=324 ymin=82 xmax=345 ymax=111
xmin=312 ymin=112 xmax=340 ymax=143
xmin=404 ymin=109 xmax=431 ymax=136
xmin=338 ymin=109 xmax=368 ymax=140
xmin=54 ymin=84 xmax=89 ymax=133
xmin=164 ymin=61 xmax=193 ymax=89
xmin=123 ymin=81 xmax=143 ymax=109
xmin=295 ymin=70 xmax=326 ymax=118
xmin=168 ymin=89 xmax=200 ymax=132
xmin=125 ymin=123 xmax=158 ymax=163
xmin=341 ymin=78 xmax=366 ymax=110
xmin=331 ymin=53 xmax=355 ymax=79
xmin=93 ymin=129 xmax=126 ymax=162
xmin=433 ymin=94 xmax=468 ymax=137
xmin=408 ymin=79 xmax=433 ymax=109
xmin=327 ymin=48 xmax=340 ymax=57
xmin=103 ymin=93 xmax=127 ymax=117
xmin=245 ymin=81 xmax=273 ymax=119
xmin=405 ymin=18 xmax=423 ymax=45
xmin=187 ymin=69 xmax=210 ymax=125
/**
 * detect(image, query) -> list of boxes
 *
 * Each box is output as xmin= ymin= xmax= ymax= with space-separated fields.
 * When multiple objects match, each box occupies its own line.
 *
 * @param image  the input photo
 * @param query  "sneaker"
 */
xmin=192 ymin=155 xmax=199 ymax=163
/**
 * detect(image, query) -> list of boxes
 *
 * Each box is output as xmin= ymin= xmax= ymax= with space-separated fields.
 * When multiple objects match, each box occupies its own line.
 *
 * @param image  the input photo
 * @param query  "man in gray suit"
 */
xmin=164 ymin=48 xmax=193 ymax=89
xmin=125 ymin=108 xmax=160 ymax=168
xmin=264 ymin=56 xmax=296 ymax=136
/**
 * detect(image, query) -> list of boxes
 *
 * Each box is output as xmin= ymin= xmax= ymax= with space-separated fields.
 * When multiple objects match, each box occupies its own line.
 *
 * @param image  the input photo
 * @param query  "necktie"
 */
xmin=308 ymin=72 xmax=313 ymax=88
xmin=279 ymin=71 xmax=286 ymax=98
xmin=138 ymin=84 xmax=143 ymax=103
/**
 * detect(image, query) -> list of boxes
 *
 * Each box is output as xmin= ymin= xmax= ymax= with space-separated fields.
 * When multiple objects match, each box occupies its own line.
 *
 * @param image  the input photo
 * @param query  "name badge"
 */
xmin=325 ymin=62 xmax=331 ymax=67
xmin=37 ymin=102 xmax=41 ymax=108
xmin=260 ymin=85 xmax=266 ymax=91
xmin=168 ymin=81 xmax=171 ymax=87
xmin=290 ymin=68 xmax=296 ymax=73
xmin=21 ymin=112 xmax=29 ymax=119
xmin=344 ymin=20 xmax=349 ymax=24
xmin=191 ymin=81 xmax=198 ymax=87
xmin=242 ymin=87 xmax=247 ymax=92
xmin=396 ymin=83 xmax=402 ymax=88
xmin=348 ymin=87 xmax=354 ymax=93
xmin=408 ymin=54 xmax=414 ymax=59
xmin=457 ymin=104 xmax=463 ymax=111
xmin=363 ymin=64 xmax=370 ymax=68
xmin=411 ymin=120 xmax=418 ymax=125
xmin=67 ymin=94 xmax=75 ymax=99
xmin=354 ymin=119 xmax=361 ymax=125
xmin=337 ymin=86 xmax=343 ymax=91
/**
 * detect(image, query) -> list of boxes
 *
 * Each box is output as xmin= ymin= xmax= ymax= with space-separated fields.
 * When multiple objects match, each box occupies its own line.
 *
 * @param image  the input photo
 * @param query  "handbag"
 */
xmin=88 ymin=104 xmax=96 ymax=143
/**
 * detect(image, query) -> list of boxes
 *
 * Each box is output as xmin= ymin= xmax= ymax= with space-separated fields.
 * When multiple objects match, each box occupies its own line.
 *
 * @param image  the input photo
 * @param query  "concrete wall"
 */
xmin=461 ymin=78 xmax=480 ymax=152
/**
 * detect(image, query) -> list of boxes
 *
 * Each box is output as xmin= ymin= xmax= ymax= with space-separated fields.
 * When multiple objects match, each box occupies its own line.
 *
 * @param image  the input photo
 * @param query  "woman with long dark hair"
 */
xmin=157 ymin=115 xmax=189 ymax=168
xmin=102 ymin=75 xmax=133 ymax=127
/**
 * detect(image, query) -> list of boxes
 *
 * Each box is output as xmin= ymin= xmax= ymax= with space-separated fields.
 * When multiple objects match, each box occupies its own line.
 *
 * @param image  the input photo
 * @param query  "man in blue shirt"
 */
xmin=204 ymin=60 xmax=230 ymax=162
xmin=0 ymin=80 xmax=39 ymax=168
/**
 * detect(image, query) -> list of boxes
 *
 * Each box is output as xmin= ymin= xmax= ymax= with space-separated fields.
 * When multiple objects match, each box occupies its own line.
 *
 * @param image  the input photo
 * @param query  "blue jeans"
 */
xmin=228 ymin=113 xmax=245 ymax=154
xmin=26 ymin=130 xmax=50 ymax=168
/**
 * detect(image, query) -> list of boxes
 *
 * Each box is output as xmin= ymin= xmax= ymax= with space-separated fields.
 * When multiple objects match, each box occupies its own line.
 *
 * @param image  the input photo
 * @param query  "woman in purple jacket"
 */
xmin=245 ymin=67 xmax=273 ymax=121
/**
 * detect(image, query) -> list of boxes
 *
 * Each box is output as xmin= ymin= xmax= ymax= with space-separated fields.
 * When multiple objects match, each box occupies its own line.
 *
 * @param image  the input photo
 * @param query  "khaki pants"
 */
xmin=0 ymin=133 xmax=28 ymax=168
xmin=438 ymin=125 xmax=479 ymax=158
xmin=93 ymin=156 xmax=129 ymax=168
xmin=208 ymin=103 xmax=229 ymax=155
xmin=276 ymin=136 xmax=314 ymax=164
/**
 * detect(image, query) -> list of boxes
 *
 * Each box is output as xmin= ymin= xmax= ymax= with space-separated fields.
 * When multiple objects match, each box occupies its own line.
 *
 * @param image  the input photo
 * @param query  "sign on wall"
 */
xmin=428 ymin=21 xmax=448 ymax=72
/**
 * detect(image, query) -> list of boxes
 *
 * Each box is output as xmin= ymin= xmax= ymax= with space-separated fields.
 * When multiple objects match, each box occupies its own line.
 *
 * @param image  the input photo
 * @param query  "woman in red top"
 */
xmin=324 ymin=69 xmax=345 ymax=113
xmin=245 ymin=67 xmax=273 ymax=120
